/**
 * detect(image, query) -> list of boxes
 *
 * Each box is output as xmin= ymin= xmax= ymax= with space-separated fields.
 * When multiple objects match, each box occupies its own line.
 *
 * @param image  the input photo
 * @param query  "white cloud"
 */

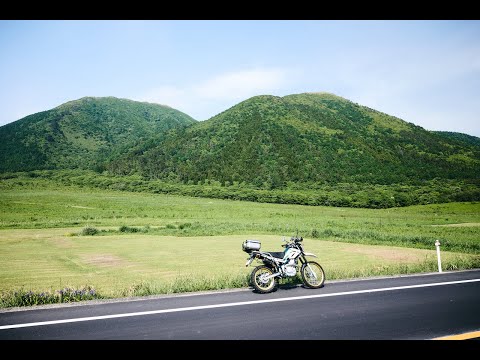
xmin=193 ymin=68 xmax=287 ymax=100
xmin=135 ymin=67 xmax=290 ymax=120
xmin=139 ymin=85 xmax=187 ymax=109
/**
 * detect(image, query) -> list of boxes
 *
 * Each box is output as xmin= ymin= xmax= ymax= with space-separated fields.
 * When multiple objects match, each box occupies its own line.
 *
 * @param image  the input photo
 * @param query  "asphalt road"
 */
xmin=1 ymin=270 xmax=479 ymax=340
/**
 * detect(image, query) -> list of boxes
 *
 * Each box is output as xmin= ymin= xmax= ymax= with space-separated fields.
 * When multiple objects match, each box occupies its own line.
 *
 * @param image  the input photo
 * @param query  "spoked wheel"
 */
xmin=250 ymin=265 xmax=277 ymax=293
xmin=300 ymin=261 xmax=325 ymax=288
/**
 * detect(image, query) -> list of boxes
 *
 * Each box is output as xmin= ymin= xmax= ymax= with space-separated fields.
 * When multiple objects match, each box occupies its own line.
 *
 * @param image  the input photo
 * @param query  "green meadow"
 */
xmin=1 ymin=177 xmax=479 ymax=306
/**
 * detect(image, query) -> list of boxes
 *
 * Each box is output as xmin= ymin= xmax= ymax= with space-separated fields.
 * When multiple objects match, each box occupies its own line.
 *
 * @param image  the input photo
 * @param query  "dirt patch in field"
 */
xmin=81 ymin=254 xmax=128 ymax=268
xmin=431 ymin=223 xmax=480 ymax=227
xmin=345 ymin=245 xmax=425 ymax=262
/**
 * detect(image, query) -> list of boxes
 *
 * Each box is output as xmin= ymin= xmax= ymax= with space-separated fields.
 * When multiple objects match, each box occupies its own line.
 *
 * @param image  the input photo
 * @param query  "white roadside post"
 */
xmin=435 ymin=240 xmax=442 ymax=273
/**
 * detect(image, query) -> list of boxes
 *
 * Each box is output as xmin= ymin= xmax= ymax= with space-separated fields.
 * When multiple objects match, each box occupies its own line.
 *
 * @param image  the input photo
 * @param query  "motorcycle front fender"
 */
xmin=303 ymin=252 xmax=317 ymax=257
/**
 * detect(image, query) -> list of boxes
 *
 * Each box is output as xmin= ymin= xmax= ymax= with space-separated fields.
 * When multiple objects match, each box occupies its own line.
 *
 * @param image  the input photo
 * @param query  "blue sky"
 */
xmin=1 ymin=20 xmax=479 ymax=136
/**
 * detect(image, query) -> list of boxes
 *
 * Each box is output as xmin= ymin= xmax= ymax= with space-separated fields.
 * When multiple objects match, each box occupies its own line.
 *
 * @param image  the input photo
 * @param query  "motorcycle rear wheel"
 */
xmin=300 ymin=261 xmax=325 ymax=288
xmin=250 ymin=265 xmax=277 ymax=293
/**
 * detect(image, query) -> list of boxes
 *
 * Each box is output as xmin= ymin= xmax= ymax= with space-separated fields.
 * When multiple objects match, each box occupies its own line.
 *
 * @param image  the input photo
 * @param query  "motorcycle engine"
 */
xmin=282 ymin=259 xmax=297 ymax=277
xmin=284 ymin=265 xmax=297 ymax=276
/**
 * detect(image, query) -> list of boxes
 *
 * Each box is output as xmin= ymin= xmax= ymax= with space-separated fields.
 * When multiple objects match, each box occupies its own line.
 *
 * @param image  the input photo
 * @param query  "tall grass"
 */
xmin=0 ymin=286 xmax=102 ymax=308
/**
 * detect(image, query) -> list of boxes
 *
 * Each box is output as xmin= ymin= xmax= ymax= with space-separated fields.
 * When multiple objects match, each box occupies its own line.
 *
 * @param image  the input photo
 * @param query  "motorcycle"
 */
xmin=242 ymin=235 xmax=325 ymax=293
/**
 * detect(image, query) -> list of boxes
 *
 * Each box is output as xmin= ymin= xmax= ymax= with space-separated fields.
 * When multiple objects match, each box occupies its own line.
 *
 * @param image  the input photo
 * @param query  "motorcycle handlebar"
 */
xmin=290 ymin=236 xmax=303 ymax=242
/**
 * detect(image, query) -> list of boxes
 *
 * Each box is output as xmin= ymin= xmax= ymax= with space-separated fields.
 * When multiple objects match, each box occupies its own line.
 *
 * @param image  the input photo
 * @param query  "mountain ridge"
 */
xmin=104 ymin=92 xmax=479 ymax=187
xmin=1 ymin=93 xmax=479 ymax=188
xmin=0 ymin=96 xmax=196 ymax=173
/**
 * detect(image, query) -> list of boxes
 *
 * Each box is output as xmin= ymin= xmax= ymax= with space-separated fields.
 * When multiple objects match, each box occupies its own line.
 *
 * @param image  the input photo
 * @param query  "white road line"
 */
xmin=1 ymin=278 xmax=479 ymax=330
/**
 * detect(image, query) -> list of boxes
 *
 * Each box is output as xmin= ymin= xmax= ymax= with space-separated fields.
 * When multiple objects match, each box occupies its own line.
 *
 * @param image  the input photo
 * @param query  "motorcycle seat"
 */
xmin=265 ymin=251 xmax=285 ymax=259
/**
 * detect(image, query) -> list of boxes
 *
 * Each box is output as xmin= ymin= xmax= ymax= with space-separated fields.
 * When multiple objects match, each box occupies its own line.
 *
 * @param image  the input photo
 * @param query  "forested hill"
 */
xmin=0 ymin=97 xmax=196 ymax=173
xmin=107 ymin=92 xmax=480 ymax=187
xmin=433 ymin=131 xmax=480 ymax=147
xmin=1 ymin=92 xmax=479 ymax=190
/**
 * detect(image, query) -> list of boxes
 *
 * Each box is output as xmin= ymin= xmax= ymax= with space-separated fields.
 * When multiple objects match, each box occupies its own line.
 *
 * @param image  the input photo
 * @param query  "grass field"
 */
xmin=1 ymin=230 xmax=478 ymax=298
xmin=0 ymin=178 xmax=479 ymax=306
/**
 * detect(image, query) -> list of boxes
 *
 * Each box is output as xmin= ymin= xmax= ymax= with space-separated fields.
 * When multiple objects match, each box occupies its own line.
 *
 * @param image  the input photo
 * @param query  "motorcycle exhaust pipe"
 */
xmin=264 ymin=272 xmax=281 ymax=280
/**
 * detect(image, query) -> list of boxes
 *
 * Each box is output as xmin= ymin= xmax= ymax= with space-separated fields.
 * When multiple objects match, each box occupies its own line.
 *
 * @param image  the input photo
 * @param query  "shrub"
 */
xmin=119 ymin=225 xmax=140 ymax=233
xmin=178 ymin=222 xmax=192 ymax=230
xmin=81 ymin=227 xmax=99 ymax=236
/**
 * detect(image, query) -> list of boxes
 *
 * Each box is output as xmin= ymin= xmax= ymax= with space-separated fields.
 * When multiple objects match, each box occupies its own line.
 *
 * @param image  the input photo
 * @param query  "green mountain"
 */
xmin=433 ymin=131 xmax=480 ymax=147
xmin=2 ymin=92 xmax=479 ymax=194
xmin=107 ymin=92 xmax=480 ymax=187
xmin=0 ymin=97 xmax=196 ymax=173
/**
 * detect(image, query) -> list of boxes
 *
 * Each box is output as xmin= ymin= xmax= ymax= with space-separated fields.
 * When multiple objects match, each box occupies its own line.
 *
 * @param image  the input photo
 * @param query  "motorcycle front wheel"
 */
xmin=300 ymin=261 xmax=325 ymax=289
xmin=250 ymin=265 xmax=277 ymax=293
